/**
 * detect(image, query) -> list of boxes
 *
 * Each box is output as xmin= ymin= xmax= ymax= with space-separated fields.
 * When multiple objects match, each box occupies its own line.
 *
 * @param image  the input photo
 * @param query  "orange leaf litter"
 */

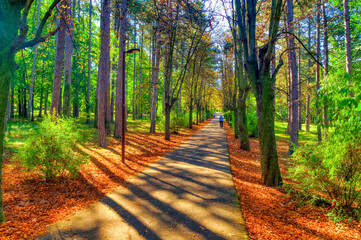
xmin=0 ymin=120 xmax=210 ymax=240
xmin=224 ymin=122 xmax=361 ymax=240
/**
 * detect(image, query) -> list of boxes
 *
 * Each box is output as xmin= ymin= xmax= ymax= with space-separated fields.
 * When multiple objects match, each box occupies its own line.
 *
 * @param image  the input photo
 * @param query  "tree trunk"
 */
xmin=0 ymin=68 xmax=13 ymax=223
xmin=237 ymin=45 xmax=250 ymax=151
xmin=28 ymin=0 xmax=41 ymax=121
xmin=239 ymin=96 xmax=250 ymax=151
xmin=86 ymin=0 xmax=92 ymax=124
xmin=235 ymin=0 xmax=283 ymax=186
xmin=18 ymin=88 xmax=22 ymax=117
xmin=51 ymin=1 xmax=66 ymax=115
xmin=344 ymin=0 xmax=352 ymax=75
xmin=233 ymin=44 xmax=239 ymax=139
xmin=44 ymin=90 xmax=48 ymax=115
xmin=305 ymin=17 xmax=311 ymax=132
xmin=110 ymin=76 xmax=115 ymax=123
xmin=150 ymin=30 xmax=160 ymax=133
xmin=316 ymin=3 xmax=322 ymax=143
xmin=132 ymin=19 xmax=137 ymax=120
xmin=39 ymin=87 xmax=43 ymax=117
xmin=63 ymin=0 xmax=74 ymax=116
xmin=322 ymin=0 xmax=329 ymax=136
xmin=138 ymin=27 xmax=144 ymax=119
xmin=258 ymin=79 xmax=282 ymax=186
xmin=164 ymin=105 xmax=171 ymax=140
xmin=298 ymin=46 xmax=302 ymax=130
xmin=287 ymin=0 xmax=298 ymax=154
xmin=97 ymin=0 xmax=111 ymax=146
xmin=94 ymin=75 xmax=99 ymax=128
xmin=188 ymin=98 xmax=193 ymax=129
xmin=114 ymin=0 xmax=127 ymax=138
xmin=10 ymin=83 xmax=14 ymax=118
xmin=163 ymin=31 xmax=175 ymax=140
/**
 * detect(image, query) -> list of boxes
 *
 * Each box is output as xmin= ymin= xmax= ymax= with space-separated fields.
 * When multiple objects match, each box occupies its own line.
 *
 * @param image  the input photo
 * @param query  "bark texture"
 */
xmin=63 ymin=0 xmax=74 ymax=116
xmin=50 ymin=1 xmax=67 ymax=115
xmin=86 ymin=0 xmax=92 ymax=124
xmin=344 ymin=0 xmax=352 ymax=75
xmin=150 ymin=30 xmax=161 ymax=133
xmin=98 ymin=0 xmax=111 ymax=146
xmin=287 ymin=0 xmax=298 ymax=154
xmin=114 ymin=0 xmax=127 ymax=138
xmin=316 ymin=3 xmax=322 ymax=143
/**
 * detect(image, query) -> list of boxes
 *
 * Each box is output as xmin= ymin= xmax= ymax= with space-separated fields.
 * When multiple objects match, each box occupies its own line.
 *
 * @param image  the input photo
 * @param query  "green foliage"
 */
xmin=290 ymin=128 xmax=361 ymax=220
xmin=223 ymin=107 xmax=258 ymax=137
xmin=156 ymin=115 xmax=165 ymax=132
xmin=170 ymin=112 xmax=188 ymax=133
xmin=17 ymin=116 xmax=88 ymax=181
xmin=223 ymin=111 xmax=233 ymax=126
xmin=247 ymin=107 xmax=258 ymax=138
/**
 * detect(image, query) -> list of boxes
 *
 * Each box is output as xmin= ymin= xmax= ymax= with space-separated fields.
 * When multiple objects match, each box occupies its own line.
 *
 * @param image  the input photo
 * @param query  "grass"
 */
xmin=274 ymin=121 xmax=335 ymax=145
xmin=3 ymin=114 xmax=186 ymax=152
xmin=274 ymin=122 xmax=319 ymax=145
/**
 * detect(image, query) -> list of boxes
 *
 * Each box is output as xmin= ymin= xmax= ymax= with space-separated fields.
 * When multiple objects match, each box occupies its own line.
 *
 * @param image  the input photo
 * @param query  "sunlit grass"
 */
xmin=3 ymin=114 xmax=179 ymax=152
xmin=274 ymin=121 xmax=334 ymax=145
xmin=274 ymin=122 xmax=318 ymax=144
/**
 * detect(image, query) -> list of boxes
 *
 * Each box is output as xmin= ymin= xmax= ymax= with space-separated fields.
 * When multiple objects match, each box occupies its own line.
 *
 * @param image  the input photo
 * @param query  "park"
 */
xmin=0 ymin=0 xmax=360 ymax=239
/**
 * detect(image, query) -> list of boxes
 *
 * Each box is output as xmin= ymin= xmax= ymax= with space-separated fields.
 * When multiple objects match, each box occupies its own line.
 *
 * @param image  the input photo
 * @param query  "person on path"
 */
xmin=213 ymin=113 xmax=216 ymax=118
xmin=219 ymin=115 xmax=224 ymax=127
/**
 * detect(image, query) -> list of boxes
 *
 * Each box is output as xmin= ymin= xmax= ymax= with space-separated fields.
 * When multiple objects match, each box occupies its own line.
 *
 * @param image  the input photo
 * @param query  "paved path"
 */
xmin=38 ymin=118 xmax=249 ymax=240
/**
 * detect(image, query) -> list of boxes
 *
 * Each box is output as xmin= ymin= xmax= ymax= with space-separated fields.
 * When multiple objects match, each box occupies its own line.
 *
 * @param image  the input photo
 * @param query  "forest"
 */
xmin=0 ymin=0 xmax=360 ymax=239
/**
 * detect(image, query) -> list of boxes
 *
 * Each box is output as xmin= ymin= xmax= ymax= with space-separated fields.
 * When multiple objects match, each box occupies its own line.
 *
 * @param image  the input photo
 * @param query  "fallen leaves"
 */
xmin=224 ymin=123 xmax=361 ymax=240
xmin=0 ymin=120 xmax=209 ymax=240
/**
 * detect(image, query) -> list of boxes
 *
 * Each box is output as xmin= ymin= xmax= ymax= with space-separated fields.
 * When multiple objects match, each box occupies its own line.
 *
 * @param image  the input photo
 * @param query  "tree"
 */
xmin=50 ymin=0 xmax=67 ymax=115
xmin=305 ymin=16 xmax=311 ymax=132
xmin=97 ymin=0 xmax=111 ymax=146
xmin=157 ymin=0 xmax=207 ymax=140
xmin=150 ymin=25 xmax=161 ymax=133
xmin=63 ymin=0 xmax=74 ymax=116
xmin=138 ymin=26 xmax=144 ymax=119
xmin=114 ymin=0 xmax=127 ymax=138
xmin=343 ymin=0 xmax=352 ymax=75
xmin=86 ymin=0 xmax=92 ymax=124
xmin=315 ymin=2 xmax=322 ymax=143
xmin=235 ymin=0 xmax=284 ymax=186
xmin=287 ymin=0 xmax=298 ymax=154
xmin=322 ymin=0 xmax=329 ymax=135
xmin=27 ymin=0 xmax=41 ymax=121
xmin=0 ymin=0 xmax=60 ymax=223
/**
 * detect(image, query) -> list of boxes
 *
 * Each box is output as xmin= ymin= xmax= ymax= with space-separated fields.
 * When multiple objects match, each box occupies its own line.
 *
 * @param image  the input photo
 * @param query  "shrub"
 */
xmin=247 ymin=107 xmax=258 ymax=137
xmin=17 ymin=116 xmax=88 ymax=181
xmin=170 ymin=112 xmax=187 ymax=133
xmin=156 ymin=115 xmax=165 ymax=132
xmin=290 ymin=127 xmax=361 ymax=220
xmin=223 ymin=111 xmax=233 ymax=127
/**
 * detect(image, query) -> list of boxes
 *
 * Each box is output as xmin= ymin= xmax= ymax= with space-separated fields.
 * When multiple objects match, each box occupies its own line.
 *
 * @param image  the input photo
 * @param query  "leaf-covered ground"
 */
xmin=225 ymin=123 xmax=361 ymax=240
xmin=0 ymin=121 xmax=209 ymax=240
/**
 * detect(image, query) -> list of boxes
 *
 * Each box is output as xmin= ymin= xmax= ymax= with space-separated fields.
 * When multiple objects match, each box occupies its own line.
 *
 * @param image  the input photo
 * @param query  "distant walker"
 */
xmin=219 ymin=115 xmax=224 ymax=127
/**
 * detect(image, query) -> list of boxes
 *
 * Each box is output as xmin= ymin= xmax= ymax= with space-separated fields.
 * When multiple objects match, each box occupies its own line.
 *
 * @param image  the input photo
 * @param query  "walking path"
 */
xmin=38 ymin=118 xmax=249 ymax=240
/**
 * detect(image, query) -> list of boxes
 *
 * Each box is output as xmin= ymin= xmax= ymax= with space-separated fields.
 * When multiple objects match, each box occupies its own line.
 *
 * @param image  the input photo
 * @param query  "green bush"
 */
xmin=290 ymin=128 xmax=361 ymax=220
xmin=17 ymin=116 xmax=88 ymax=181
xmin=156 ymin=115 xmax=165 ymax=132
xmin=223 ymin=111 xmax=233 ymax=127
xmin=247 ymin=107 xmax=258 ymax=137
xmin=170 ymin=112 xmax=187 ymax=133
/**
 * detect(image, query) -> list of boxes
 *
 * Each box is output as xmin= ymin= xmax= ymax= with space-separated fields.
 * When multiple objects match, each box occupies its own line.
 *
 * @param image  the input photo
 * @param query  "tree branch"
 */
xmin=271 ymin=58 xmax=283 ymax=82
xmin=281 ymin=31 xmax=325 ymax=69
xmin=20 ymin=27 xmax=59 ymax=49
xmin=10 ymin=0 xmax=35 ymax=52
xmin=17 ymin=0 xmax=61 ymax=51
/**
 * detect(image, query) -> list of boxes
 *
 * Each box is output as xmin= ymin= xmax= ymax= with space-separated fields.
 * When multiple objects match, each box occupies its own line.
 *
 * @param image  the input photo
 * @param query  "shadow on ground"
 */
xmin=37 ymin=120 xmax=249 ymax=240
